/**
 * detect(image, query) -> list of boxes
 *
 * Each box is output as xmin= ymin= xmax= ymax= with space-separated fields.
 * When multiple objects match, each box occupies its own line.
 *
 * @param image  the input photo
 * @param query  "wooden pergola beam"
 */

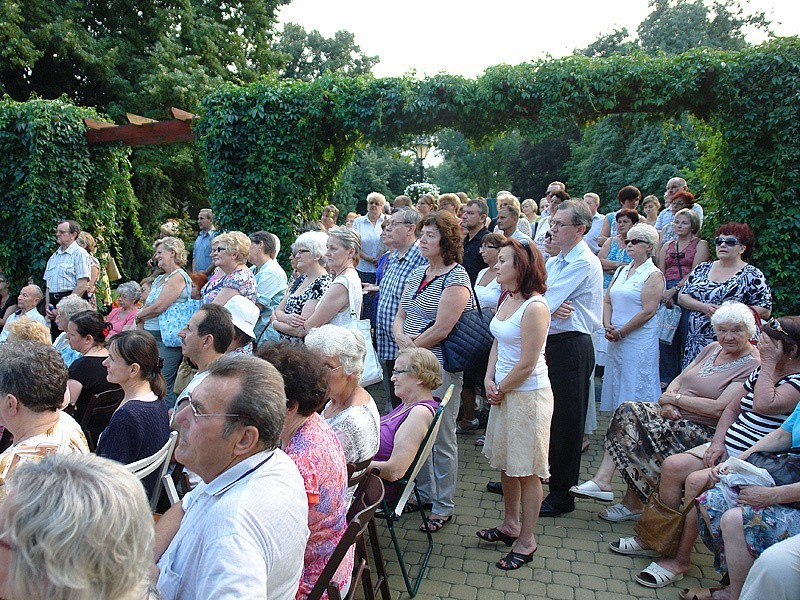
xmin=85 ymin=119 xmax=194 ymax=145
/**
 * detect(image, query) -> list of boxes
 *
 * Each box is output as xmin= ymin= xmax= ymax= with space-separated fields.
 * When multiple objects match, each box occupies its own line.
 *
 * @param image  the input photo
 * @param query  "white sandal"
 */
xmin=598 ymin=502 xmax=642 ymax=523
xmin=569 ymin=480 xmax=614 ymax=502
xmin=609 ymin=536 xmax=659 ymax=557
xmin=635 ymin=561 xmax=684 ymax=588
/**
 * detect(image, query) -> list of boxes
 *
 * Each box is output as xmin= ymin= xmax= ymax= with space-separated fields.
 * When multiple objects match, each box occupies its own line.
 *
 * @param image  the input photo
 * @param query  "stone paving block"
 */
xmin=427 ymin=566 xmax=467 ymax=585
xmin=572 ymin=562 xmax=611 ymax=578
xmin=543 ymin=556 xmax=573 ymax=573
xmin=552 ymin=570 xmax=580 ymax=587
xmin=449 ymin=583 xmax=479 ymax=600
xmin=475 ymin=587 xmax=506 ymax=600
xmin=579 ymin=574 xmax=608 ymax=591
xmin=465 ymin=572 xmax=495 ymax=588
xmin=545 ymin=582 xmax=575 ymax=599
xmin=575 ymin=587 xmax=597 ymax=600
xmin=555 ymin=547 xmax=576 ymax=561
xmin=490 ymin=575 xmax=520 ymax=592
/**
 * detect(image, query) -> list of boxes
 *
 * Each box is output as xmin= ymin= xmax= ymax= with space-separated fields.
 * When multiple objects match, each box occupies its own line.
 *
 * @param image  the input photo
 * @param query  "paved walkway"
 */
xmin=369 ymin=393 xmax=722 ymax=600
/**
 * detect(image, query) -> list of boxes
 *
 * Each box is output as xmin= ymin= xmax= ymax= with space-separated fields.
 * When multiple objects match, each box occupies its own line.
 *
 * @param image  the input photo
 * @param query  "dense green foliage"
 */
xmin=332 ymin=145 xmax=417 ymax=214
xmin=0 ymin=96 xmax=145 ymax=291
xmin=197 ymin=38 xmax=800 ymax=311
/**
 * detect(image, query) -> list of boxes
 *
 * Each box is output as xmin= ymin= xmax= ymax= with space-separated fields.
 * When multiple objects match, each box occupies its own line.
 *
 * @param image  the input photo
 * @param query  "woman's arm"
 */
xmin=750 ymin=304 xmax=771 ymax=319
xmin=597 ymin=239 xmax=618 ymax=273
xmin=692 ymin=240 xmax=710 ymax=269
xmin=664 ymin=379 xmax=750 ymax=421
xmin=738 ymin=426 xmax=792 ymax=461
xmin=392 ymin=302 xmax=416 ymax=350
xmin=210 ymin=287 xmax=239 ymax=306
xmin=753 ymin=334 xmax=800 ymax=414
xmin=298 ymin=282 xmax=350 ymax=333
xmin=412 ymin=284 xmax=470 ymax=349
xmin=677 ymin=291 xmax=715 ymax=315
xmin=484 ymin=338 xmax=500 ymax=402
xmin=370 ymin=406 xmax=434 ymax=481
xmin=272 ymin=297 xmax=322 ymax=337
xmin=135 ymin=275 xmax=186 ymax=323
xmin=67 ymin=379 xmax=84 ymax=406
xmin=597 ymin=216 xmax=611 ymax=247
xmin=493 ymin=300 xmax=549 ymax=394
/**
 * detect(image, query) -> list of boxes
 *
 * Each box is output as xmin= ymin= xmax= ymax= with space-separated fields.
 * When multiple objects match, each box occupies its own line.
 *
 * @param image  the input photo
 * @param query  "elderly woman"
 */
xmin=344 ymin=212 xmax=359 ymax=228
xmin=106 ymin=281 xmax=141 ymax=339
xmin=679 ymin=222 xmax=772 ymax=368
xmin=598 ymin=208 xmax=639 ymax=289
xmin=353 ymin=192 xmax=387 ymax=324
xmin=610 ymin=316 xmax=800 ymax=592
xmin=135 ymin=236 xmax=192 ymax=408
xmin=600 ymin=223 xmax=665 ymax=412
xmin=370 ymin=347 xmax=441 ymax=501
xmin=394 ymin=210 xmax=474 ymax=532
xmin=0 ymin=454 xmax=156 ymax=600
xmin=306 ymin=324 xmax=380 ymax=464
xmin=273 ymin=231 xmax=332 ymax=342
xmin=521 ymin=198 xmax=538 ymax=226
xmin=66 ymin=311 xmax=121 ymax=441
xmin=415 ymin=194 xmax=437 ymax=217
xmin=570 ymin=303 xmax=759 ymax=523
xmin=201 ymin=231 xmax=257 ymax=305
xmin=478 ymin=238 xmax=551 ymax=571
xmin=273 ymin=227 xmax=362 ymax=339
xmin=5 ymin=317 xmax=50 ymax=344
xmin=642 ymin=195 xmax=661 ymax=227
xmin=321 ymin=204 xmax=340 ymax=231
xmin=660 ymin=191 xmax=698 ymax=245
xmin=657 ymin=208 xmax=711 ymax=386
xmin=257 ymin=342 xmax=350 ymax=600
xmin=98 ymin=331 xmax=170 ymax=497
xmin=598 ymin=185 xmax=641 ymax=246
xmin=52 ymin=294 xmax=92 ymax=366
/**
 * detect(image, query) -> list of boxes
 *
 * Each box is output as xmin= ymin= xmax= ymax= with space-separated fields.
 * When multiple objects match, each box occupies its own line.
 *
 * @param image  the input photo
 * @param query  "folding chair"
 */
xmin=347 ymin=457 xmax=373 ymax=489
xmin=126 ymin=431 xmax=178 ymax=512
xmin=376 ymin=384 xmax=454 ymax=597
xmin=307 ymin=472 xmax=385 ymax=600
xmin=79 ymin=388 xmax=124 ymax=451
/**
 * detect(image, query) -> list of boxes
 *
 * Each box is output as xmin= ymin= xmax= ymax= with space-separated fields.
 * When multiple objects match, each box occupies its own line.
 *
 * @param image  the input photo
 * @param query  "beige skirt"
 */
xmin=483 ymin=387 xmax=554 ymax=478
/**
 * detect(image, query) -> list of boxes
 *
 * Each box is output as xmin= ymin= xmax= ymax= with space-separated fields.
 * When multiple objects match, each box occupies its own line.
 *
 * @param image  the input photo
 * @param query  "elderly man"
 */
xmin=532 ymin=190 xmax=569 ymax=260
xmin=461 ymin=198 xmax=489 ymax=284
xmin=192 ymin=208 xmax=218 ymax=274
xmin=43 ymin=220 xmax=91 ymax=338
xmin=371 ymin=206 xmax=427 ymax=409
xmin=539 ymin=199 xmax=603 ymax=517
xmin=0 ymin=341 xmax=89 ymax=499
xmin=496 ymin=204 xmax=532 ymax=244
xmin=583 ymin=193 xmax=605 ymax=254
xmin=0 ymin=284 xmax=47 ymax=343
xmin=175 ymin=303 xmax=235 ymax=407
xmin=155 ymin=355 xmax=309 ymax=600
xmin=655 ymin=177 xmax=704 ymax=232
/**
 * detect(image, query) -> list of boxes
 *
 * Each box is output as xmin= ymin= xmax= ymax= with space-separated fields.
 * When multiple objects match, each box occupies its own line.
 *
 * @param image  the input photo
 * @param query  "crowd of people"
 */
xmin=0 ymin=178 xmax=794 ymax=600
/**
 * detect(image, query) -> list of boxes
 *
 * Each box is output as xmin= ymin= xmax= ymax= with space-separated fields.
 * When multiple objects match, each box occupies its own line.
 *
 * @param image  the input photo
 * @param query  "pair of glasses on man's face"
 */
xmin=714 ymin=236 xmax=740 ymax=247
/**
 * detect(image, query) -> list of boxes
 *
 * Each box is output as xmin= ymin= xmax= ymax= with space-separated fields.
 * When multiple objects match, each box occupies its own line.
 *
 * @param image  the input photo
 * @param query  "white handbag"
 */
xmin=343 ymin=276 xmax=383 ymax=386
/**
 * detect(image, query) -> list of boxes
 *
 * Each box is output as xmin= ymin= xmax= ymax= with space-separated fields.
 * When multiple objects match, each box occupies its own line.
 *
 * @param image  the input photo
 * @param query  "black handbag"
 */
xmin=746 ymin=447 xmax=800 ymax=508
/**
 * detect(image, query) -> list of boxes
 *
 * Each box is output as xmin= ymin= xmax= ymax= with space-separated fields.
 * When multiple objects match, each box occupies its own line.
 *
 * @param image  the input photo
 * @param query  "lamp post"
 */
xmin=414 ymin=141 xmax=429 ymax=182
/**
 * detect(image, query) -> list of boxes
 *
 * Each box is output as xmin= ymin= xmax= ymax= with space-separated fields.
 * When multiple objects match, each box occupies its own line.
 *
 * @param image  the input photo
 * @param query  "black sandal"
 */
xmin=477 ymin=527 xmax=518 ymax=546
xmin=419 ymin=515 xmax=452 ymax=532
xmin=496 ymin=548 xmax=537 ymax=571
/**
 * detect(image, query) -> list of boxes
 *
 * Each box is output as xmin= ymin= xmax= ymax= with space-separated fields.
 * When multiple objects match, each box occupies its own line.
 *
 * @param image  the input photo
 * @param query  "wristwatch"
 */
xmin=675 ymin=393 xmax=682 ymax=406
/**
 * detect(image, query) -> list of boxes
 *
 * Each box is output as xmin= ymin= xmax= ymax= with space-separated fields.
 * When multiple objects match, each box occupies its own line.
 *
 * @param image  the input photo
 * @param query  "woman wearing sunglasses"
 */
xmin=679 ymin=223 xmax=772 ymax=368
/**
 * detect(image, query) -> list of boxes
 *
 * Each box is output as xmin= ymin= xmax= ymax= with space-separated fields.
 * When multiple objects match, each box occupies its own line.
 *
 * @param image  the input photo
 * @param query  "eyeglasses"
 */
xmin=549 ymin=220 xmax=578 ymax=230
xmin=325 ymin=364 xmax=343 ymax=373
xmin=669 ymin=251 xmax=686 ymax=259
xmin=186 ymin=393 xmax=243 ymax=423
xmin=391 ymin=369 xmax=410 ymax=376
xmin=211 ymin=246 xmax=228 ymax=253
xmin=386 ymin=220 xmax=414 ymax=230
xmin=626 ymin=238 xmax=646 ymax=246
xmin=293 ymin=249 xmax=311 ymax=257
xmin=481 ymin=245 xmax=501 ymax=250
xmin=715 ymin=236 xmax=740 ymax=247
xmin=368 ymin=201 xmax=382 ymax=206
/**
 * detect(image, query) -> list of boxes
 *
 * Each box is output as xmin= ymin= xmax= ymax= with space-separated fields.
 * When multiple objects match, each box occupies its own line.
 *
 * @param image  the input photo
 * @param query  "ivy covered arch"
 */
xmin=197 ymin=37 xmax=800 ymax=311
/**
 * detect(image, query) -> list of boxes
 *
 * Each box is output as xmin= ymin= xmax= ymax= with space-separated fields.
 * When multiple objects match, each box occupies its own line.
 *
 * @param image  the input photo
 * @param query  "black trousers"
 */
xmin=545 ymin=331 xmax=595 ymax=507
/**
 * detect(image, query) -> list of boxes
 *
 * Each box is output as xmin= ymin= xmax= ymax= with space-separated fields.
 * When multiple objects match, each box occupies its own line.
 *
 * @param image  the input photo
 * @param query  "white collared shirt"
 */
xmin=43 ymin=241 xmax=91 ymax=293
xmin=157 ymin=449 xmax=309 ymax=600
xmin=544 ymin=241 xmax=603 ymax=335
xmin=353 ymin=214 xmax=387 ymax=272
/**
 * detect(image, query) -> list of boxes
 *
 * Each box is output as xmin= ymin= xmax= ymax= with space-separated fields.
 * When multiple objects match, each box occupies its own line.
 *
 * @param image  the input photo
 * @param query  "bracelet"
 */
xmin=675 ymin=393 xmax=682 ymax=407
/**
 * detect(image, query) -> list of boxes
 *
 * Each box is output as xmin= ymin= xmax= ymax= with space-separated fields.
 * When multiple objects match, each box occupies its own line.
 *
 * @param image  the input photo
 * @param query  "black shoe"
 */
xmin=486 ymin=481 xmax=503 ymax=495
xmin=539 ymin=499 xmax=574 ymax=518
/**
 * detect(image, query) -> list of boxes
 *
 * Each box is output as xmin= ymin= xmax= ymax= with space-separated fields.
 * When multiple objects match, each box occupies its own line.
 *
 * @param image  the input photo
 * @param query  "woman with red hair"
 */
xmin=477 ymin=238 xmax=552 ymax=571
xmin=678 ymin=222 xmax=772 ymax=367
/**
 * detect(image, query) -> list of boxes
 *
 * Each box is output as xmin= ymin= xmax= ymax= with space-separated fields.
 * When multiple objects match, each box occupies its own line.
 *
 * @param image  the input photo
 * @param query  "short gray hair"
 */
xmin=116 ymin=281 xmax=142 ymax=303
xmin=711 ymin=301 xmax=758 ymax=338
xmin=393 ymin=206 xmax=422 ymax=226
xmin=626 ymin=223 xmax=660 ymax=257
xmin=0 ymin=341 xmax=67 ymax=412
xmin=56 ymin=295 xmax=92 ymax=321
xmin=209 ymin=354 xmax=287 ymax=449
xmin=305 ymin=324 xmax=366 ymax=378
xmin=293 ymin=231 xmax=329 ymax=266
xmin=327 ymin=226 xmax=362 ymax=261
xmin=3 ymin=454 xmax=153 ymax=600
xmin=554 ymin=199 xmax=593 ymax=232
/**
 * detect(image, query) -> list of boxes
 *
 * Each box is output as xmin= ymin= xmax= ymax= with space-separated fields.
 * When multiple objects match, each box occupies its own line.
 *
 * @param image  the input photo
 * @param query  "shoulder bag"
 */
xmin=342 ymin=274 xmax=383 ymax=386
xmin=158 ymin=270 xmax=199 ymax=347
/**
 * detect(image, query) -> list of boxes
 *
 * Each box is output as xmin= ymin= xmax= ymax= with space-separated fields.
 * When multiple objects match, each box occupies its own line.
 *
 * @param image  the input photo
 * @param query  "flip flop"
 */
xmin=496 ymin=548 xmax=537 ymax=570
xmin=476 ymin=527 xmax=518 ymax=546
xmin=679 ymin=586 xmax=727 ymax=600
xmin=635 ymin=561 xmax=684 ymax=588
xmin=419 ymin=515 xmax=452 ymax=532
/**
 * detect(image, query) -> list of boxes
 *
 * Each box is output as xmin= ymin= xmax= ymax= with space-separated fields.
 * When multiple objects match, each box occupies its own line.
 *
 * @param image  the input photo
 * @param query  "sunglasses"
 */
xmin=625 ymin=238 xmax=646 ymax=246
xmin=767 ymin=318 xmax=787 ymax=335
xmin=715 ymin=236 xmax=740 ymax=247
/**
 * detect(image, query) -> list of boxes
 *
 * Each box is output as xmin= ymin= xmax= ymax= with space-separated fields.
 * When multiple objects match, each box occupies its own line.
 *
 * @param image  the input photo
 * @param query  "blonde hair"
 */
xmin=6 ymin=317 xmax=51 ymax=345
xmin=158 ymin=236 xmax=187 ymax=267
xmin=213 ymin=231 xmax=251 ymax=264
xmin=398 ymin=347 xmax=442 ymax=390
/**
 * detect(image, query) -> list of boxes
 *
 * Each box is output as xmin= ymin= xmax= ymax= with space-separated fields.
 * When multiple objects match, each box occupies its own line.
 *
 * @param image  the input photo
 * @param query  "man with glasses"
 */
xmin=370 ymin=207 xmax=427 ymax=409
xmin=655 ymin=177 xmax=704 ymax=233
xmin=155 ymin=354 xmax=309 ymax=600
xmin=461 ymin=198 xmax=490 ymax=284
xmin=174 ymin=304 xmax=235 ymax=409
xmin=539 ymin=199 xmax=603 ymax=517
xmin=43 ymin=220 xmax=91 ymax=339
xmin=539 ymin=181 xmax=566 ymax=220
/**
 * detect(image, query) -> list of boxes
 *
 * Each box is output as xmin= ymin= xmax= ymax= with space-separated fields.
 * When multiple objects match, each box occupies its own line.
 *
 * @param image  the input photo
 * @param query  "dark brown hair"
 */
xmin=256 ymin=341 xmax=328 ymax=416
xmin=421 ymin=211 xmax=464 ymax=265
xmin=108 ymin=331 xmax=167 ymax=400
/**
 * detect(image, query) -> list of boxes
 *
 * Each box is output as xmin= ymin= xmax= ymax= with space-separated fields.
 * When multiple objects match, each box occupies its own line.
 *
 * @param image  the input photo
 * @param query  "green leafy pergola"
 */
xmin=197 ymin=37 xmax=800 ymax=311
xmin=2 ymin=38 xmax=799 ymax=311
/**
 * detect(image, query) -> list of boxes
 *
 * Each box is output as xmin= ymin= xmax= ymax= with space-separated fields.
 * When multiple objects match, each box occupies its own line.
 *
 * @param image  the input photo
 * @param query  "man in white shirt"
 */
xmin=583 ymin=193 xmax=605 ymax=254
xmin=539 ymin=200 xmax=603 ymax=518
xmin=155 ymin=354 xmax=309 ymax=600
xmin=0 ymin=285 xmax=48 ymax=343
xmin=496 ymin=204 xmax=532 ymax=243
xmin=43 ymin=220 xmax=91 ymax=338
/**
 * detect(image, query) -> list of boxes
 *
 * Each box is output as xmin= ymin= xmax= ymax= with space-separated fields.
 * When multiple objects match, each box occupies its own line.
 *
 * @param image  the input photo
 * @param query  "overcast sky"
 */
xmin=277 ymin=0 xmax=799 ymax=79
